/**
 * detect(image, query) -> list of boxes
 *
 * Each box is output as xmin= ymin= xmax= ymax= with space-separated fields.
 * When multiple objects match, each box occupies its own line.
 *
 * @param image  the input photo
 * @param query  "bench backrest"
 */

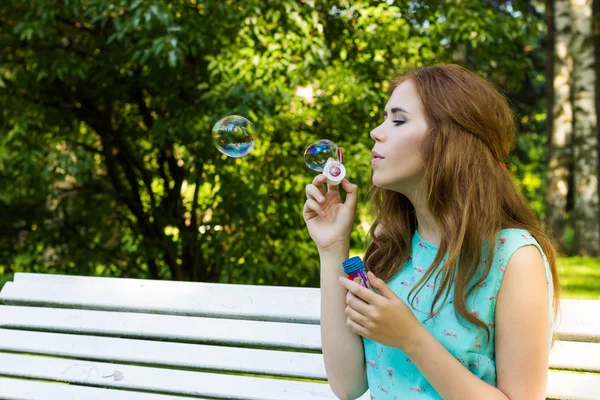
xmin=0 ymin=273 xmax=599 ymax=399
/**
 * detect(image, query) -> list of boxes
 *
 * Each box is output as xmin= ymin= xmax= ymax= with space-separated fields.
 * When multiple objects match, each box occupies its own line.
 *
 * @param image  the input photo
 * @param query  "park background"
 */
xmin=0 ymin=0 xmax=599 ymax=299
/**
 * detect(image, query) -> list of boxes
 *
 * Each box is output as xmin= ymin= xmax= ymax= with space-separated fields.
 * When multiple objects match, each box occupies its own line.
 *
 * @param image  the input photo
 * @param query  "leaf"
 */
xmin=130 ymin=0 xmax=143 ymax=10
xmin=168 ymin=51 xmax=177 ymax=68
xmin=0 ymin=0 xmax=551 ymax=284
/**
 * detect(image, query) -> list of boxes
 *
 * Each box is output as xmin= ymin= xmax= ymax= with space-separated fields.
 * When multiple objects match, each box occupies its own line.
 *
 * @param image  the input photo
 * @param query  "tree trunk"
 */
xmin=546 ymin=0 xmax=573 ymax=253
xmin=595 ymin=0 xmax=600 ymax=232
xmin=571 ymin=0 xmax=600 ymax=257
xmin=546 ymin=0 xmax=555 ymax=146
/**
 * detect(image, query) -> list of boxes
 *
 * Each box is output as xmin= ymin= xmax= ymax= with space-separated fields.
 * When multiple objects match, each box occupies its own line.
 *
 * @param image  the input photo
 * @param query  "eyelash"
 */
xmin=382 ymin=113 xmax=406 ymax=126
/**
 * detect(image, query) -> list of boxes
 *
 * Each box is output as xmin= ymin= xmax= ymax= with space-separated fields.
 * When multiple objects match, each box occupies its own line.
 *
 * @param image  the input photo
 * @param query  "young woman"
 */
xmin=303 ymin=64 xmax=560 ymax=400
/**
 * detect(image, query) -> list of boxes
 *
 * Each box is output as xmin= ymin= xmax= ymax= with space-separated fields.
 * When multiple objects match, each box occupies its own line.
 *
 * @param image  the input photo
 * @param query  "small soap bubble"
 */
xmin=212 ymin=115 xmax=256 ymax=158
xmin=304 ymin=139 xmax=339 ymax=172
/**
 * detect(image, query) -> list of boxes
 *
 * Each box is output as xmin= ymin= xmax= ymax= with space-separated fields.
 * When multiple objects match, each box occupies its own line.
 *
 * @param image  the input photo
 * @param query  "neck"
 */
xmin=414 ymin=209 xmax=440 ymax=247
xmin=403 ymin=183 xmax=441 ymax=247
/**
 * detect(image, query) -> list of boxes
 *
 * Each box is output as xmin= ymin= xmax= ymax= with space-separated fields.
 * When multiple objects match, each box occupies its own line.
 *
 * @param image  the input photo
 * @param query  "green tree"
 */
xmin=0 ymin=0 xmax=547 ymax=285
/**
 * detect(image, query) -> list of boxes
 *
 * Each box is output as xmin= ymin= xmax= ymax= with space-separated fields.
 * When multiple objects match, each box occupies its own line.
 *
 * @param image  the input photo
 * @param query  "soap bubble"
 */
xmin=304 ymin=139 xmax=339 ymax=172
xmin=212 ymin=115 xmax=256 ymax=158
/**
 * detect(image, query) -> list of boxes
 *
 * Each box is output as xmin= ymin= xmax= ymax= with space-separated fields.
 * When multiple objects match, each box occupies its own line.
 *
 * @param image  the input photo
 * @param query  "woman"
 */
xmin=303 ymin=64 xmax=560 ymax=399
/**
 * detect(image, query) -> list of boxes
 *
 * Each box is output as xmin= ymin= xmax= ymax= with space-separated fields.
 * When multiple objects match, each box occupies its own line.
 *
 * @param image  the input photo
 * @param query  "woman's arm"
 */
xmin=404 ymin=245 xmax=550 ymax=400
xmin=495 ymin=245 xmax=551 ymax=398
xmin=320 ymin=245 xmax=369 ymax=400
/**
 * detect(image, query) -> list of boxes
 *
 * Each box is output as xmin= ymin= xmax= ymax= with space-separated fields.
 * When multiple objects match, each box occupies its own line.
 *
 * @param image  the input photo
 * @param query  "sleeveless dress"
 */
xmin=362 ymin=228 xmax=554 ymax=399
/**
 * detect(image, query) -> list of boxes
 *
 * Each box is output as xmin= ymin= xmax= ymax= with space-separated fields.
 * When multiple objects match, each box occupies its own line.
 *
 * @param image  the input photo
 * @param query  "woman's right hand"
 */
xmin=303 ymin=173 xmax=359 ymax=253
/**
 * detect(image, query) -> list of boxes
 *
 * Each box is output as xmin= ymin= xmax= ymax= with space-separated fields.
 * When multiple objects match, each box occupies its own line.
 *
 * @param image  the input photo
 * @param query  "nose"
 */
xmin=370 ymin=123 xmax=384 ymax=142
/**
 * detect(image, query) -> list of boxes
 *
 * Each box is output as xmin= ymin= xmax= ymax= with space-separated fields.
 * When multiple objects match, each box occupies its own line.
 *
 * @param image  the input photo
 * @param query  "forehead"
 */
xmin=385 ymin=80 xmax=422 ymax=113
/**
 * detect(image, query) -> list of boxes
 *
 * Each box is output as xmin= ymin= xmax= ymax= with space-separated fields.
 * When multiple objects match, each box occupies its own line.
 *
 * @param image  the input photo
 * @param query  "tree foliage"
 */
xmin=0 ymin=0 xmax=547 ymax=285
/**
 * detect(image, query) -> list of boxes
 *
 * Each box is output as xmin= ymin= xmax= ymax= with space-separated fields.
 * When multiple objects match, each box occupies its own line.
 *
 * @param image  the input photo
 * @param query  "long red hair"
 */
xmin=363 ymin=64 xmax=560 ymax=344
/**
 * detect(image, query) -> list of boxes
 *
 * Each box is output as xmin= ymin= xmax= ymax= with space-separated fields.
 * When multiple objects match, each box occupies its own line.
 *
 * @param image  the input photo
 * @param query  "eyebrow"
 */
xmin=382 ymin=107 xmax=411 ymax=118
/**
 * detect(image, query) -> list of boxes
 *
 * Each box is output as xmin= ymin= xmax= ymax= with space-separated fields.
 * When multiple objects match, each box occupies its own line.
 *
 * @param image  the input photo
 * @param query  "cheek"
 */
xmin=399 ymin=131 xmax=426 ymax=171
xmin=373 ymin=141 xmax=424 ymax=187
xmin=393 ymin=134 xmax=425 ymax=170
xmin=394 ymin=154 xmax=424 ymax=181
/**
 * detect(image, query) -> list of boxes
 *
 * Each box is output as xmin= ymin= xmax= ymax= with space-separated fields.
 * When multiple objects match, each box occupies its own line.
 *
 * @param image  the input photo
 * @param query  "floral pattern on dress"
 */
xmin=363 ymin=228 xmax=554 ymax=399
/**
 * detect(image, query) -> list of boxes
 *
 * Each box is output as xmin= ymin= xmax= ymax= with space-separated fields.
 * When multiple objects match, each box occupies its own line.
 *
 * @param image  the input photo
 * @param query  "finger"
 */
xmin=339 ymin=277 xmax=378 ymax=305
xmin=367 ymin=271 xmax=394 ymax=299
xmin=327 ymin=181 xmax=340 ymax=193
xmin=305 ymin=183 xmax=326 ymax=203
xmin=345 ymin=304 xmax=371 ymax=327
xmin=322 ymin=160 xmax=340 ymax=193
xmin=340 ymin=178 xmax=359 ymax=212
xmin=313 ymin=171 xmax=341 ymax=195
xmin=311 ymin=173 xmax=328 ymax=190
xmin=346 ymin=291 xmax=371 ymax=315
xmin=303 ymin=198 xmax=327 ymax=217
xmin=346 ymin=316 xmax=368 ymax=337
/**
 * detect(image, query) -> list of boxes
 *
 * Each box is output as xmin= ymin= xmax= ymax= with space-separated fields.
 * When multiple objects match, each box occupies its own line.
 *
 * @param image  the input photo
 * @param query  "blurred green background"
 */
xmin=0 ymin=0 xmax=598 ymax=299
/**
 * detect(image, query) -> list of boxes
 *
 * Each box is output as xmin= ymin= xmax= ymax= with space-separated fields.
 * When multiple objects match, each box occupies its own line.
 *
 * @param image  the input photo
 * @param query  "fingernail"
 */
xmin=318 ymin=196 xmax=324 ymax=202
xmin=321 ymin=210 xmax=326 ymax=217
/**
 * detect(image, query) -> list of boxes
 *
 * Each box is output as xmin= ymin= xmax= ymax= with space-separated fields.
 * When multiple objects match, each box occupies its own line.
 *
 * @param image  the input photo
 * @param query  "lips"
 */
xmin=372 ymin=151 xmax=385 ymax=159
xmin=372 ymin=151 xmax=384 ymax=167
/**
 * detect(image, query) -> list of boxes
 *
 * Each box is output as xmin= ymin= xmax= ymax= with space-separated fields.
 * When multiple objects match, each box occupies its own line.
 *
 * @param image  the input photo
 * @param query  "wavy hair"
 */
xmin=363 ymin=64 xmax=560 ymax=344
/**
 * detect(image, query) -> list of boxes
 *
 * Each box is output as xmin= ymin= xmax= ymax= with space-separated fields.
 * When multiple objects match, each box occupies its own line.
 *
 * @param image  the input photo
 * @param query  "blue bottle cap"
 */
xmin=342 ymin=256 xmax=365 ymax=274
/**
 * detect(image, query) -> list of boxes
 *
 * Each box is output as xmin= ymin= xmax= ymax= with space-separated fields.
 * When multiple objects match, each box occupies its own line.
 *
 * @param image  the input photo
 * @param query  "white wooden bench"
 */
xmin=0 ymin=273 xmax=598 ymax=400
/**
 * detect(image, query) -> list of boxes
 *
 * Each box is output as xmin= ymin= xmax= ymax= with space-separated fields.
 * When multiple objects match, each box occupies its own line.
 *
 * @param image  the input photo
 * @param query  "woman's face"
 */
xmin=370 ymin=80 xmax=429 ymax=194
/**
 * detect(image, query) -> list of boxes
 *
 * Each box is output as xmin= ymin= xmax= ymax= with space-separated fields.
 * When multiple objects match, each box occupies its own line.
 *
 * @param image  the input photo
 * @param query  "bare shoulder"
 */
xmin=495 ymin=245 xmax=550 ymax=399
xmin=499 ymin=245 xmax=547 ymax=296
xmin=497 ymin=244 xmax=548 ymax=319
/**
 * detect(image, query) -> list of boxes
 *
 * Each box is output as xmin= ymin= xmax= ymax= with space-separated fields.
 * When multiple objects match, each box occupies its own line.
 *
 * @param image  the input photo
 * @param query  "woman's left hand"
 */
xmin=339 ymin=271 xmax=425 ymax=353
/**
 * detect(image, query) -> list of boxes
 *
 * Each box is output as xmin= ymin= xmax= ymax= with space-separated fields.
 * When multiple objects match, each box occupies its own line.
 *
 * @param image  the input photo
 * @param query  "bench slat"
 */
xmin=555 ymin=300 xmax=600 ymax=343
xmin=0 ymin=352 xmax=336 ymax=400
xmin=550 ymin=341 xmax=600 ymax=373
xmin=0 ymin=377 xmax=204 ymax=400
xmin=13 ymin=272 xmax=313 ymax=293
xmin=0 ymin=305 xmax=320 ymax=350
xmin=0 ymin=322 xmax=600 ymax=379
xmin=547 ymin=371 xmax=600 ymax=400
xmin=0 ymin=328 xmax=327 ymax=380
xmin=0 ymin=280 xmax=319 ymax=324
xmin=11 ymin=272 xmax=320 ymax=320
xmin=6 ymin=274 xmax=600 ymax=343
xmin=1 ymin=356 xmax=597 ymax=399
xmin=2 ymin=273 xmax=599 ymax=400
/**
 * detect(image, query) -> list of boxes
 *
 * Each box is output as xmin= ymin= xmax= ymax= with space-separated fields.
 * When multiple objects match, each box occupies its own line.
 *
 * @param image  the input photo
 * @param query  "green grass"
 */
xmin=0 ymin=275 xmax=12 ymax=291
xmin=557 ymin=257 xmax=600 ymax=300
xmin=1 ymin=256 xmax=599 ymax=299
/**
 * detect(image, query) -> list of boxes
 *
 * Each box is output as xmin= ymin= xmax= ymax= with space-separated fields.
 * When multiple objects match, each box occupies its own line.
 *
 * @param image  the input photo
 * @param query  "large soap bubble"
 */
xmin=304 ymin=139 xmax=339 ymax=172
xmin=212 ymin=115 xmax=256 ymax=158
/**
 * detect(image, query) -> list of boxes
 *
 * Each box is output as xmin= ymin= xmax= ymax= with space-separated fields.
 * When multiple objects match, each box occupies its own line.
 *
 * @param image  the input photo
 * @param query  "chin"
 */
xmin=372 ymin=174 xmax=412 ymax=194
xmin=371 ymin=173 xmax=385 ymax=188
xmin=372 ymin=175 xmax=394 ymax=191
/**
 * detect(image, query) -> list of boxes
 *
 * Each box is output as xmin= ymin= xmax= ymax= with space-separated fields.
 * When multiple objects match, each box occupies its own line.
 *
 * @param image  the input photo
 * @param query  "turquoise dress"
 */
xmin=363 ymin=228 xmax=554 ymax=399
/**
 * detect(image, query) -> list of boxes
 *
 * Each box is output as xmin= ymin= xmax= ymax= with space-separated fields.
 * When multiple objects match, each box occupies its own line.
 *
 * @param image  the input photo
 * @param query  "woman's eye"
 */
xmin=393 ymin=119 xmax=405 ymax=126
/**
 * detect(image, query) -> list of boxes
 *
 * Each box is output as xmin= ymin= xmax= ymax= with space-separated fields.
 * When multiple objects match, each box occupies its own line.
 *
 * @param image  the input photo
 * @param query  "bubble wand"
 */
xmin=323 ymin=148 xmax=346 ymax=186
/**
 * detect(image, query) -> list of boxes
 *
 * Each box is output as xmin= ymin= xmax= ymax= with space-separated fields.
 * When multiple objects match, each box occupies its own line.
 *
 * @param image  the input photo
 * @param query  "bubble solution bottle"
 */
xmin=342 ymin=256 xmax=374 ymax=291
